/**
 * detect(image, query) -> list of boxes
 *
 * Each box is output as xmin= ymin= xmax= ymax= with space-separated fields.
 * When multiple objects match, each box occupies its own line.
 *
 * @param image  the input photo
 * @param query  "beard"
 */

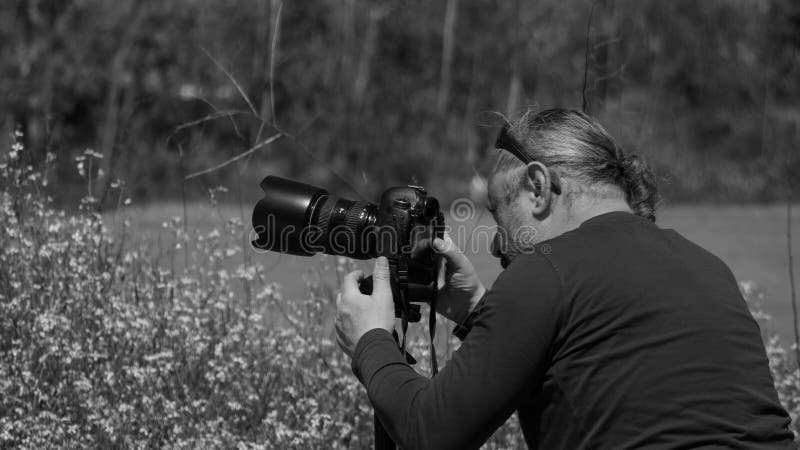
xmin=494 ymin=224 xmax=539 ymax=269
xmin=500 ymin=253 xmax=511 ymax=269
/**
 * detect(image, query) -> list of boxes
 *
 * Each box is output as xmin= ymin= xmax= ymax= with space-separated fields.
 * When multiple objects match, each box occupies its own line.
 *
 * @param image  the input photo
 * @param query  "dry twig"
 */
xmin=200 ymin=47 xmax=260 ymax=118
xmin=184 ymin=133 xmax=282 ymax=180
xmin=270 ymin=1 xmax=284 ymax=127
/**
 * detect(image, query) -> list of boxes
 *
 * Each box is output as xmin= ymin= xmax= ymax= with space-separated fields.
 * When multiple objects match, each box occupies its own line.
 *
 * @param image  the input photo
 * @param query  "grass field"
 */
xmin=123 ymin=201 xmax=800 ymax=345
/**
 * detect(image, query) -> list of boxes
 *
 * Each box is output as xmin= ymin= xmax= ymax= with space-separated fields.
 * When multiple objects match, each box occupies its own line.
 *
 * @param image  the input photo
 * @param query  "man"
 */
xmin=335 ymin=108 xmax=796 ymax=449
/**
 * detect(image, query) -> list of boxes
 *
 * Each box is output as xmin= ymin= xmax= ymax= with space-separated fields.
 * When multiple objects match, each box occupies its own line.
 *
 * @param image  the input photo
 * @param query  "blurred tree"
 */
xmin=0 ymin=0 xmax=796 ymax=205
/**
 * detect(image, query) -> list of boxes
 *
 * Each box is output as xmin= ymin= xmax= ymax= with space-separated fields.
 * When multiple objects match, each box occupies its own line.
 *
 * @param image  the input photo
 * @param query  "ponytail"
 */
xmin=620 ymin=155 xmax=660 ymax=222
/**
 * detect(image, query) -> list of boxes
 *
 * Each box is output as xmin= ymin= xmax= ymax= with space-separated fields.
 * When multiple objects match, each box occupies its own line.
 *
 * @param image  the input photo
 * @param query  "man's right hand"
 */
xmin=432 ymin=233 xmax=486 ymax=324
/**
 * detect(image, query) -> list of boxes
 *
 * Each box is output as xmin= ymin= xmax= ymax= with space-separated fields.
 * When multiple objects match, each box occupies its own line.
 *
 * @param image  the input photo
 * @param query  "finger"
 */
xmin=342 ymin=269 xmax=365 ymax=296
xmin=432 ymin=232 xmax=455 ymax=253
xmin=335 ymin=322 xmax=349 ymax=345
xmin=336 ymin=326 xmax=353 ymax=358
xmin=335 ymin=320 xmax=349 ymax=344
xmin=411 ymin=237 xmax=432 ymax=259
xmin=432 ymin=233 xmax=471 ymax=269
xmin=437 ymin=255 xmax=447 ymax=289
xmin=372 ymin=256 xmax=391 ymax=296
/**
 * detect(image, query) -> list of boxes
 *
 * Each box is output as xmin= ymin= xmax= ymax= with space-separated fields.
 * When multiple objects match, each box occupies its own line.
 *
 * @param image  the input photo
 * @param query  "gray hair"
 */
xmin=497 ymin=108 xmax=660 ymax=222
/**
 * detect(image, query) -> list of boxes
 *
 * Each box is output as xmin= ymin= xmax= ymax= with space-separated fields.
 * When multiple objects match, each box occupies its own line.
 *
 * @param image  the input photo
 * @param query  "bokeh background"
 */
xmin=3 ymin=0 xmax=799 ymax=204
xmin=1 ymin=1 xmax=799 ymax=447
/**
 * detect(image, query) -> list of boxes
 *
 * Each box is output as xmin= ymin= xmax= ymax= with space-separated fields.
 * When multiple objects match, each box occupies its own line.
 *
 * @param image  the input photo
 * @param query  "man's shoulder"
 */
xmin=530 ymin=211 xmax=716 ymax=275
xmin=489 ymin=250 xmax=565 ymax=306
xmin=503 ymin=247 xmax=563 ymax=284
xmin=494 ymin=228 xmax=596 ymax=294
xmin=525 ymin=223 xmax=602 ymax=274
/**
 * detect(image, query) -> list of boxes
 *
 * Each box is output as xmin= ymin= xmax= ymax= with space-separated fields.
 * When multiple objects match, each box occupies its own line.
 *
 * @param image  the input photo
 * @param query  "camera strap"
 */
xmin=397 ymin=257 xmax=410 ymax=358
xmin=428 ymin=210 xmax=445 ymax=376
xmin=400 ymin=307 xmax=409 ymax=358
xmin=429 ymin=298 xmax=438 ymax=375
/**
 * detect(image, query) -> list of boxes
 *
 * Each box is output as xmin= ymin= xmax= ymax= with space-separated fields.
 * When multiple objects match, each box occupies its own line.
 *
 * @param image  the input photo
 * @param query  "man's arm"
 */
xmin=352 ymin=253 xmax=564 ymax=450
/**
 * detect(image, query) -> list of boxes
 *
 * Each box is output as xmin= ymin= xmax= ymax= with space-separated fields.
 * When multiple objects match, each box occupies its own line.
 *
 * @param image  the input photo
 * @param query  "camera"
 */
xmin=251 ymin=176 xmax=445 ymax=322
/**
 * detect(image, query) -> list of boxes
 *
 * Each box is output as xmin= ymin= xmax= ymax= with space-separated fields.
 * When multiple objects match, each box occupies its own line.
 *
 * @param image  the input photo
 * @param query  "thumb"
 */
xmin=372 ymin=256 xmax=392 ymax=298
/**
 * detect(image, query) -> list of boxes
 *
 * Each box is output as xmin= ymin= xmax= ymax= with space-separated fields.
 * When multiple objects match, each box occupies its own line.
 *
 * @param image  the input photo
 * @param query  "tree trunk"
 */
xmin=505 ymin=0 xmax=523 ymax=116
xmin=437 ymin=0 xmax=458 ymax=114
xmin=252 ymin=0 xmax=272 ymax=135
xmin=506 ymin=72 xmax=522 ymax=116
xmin=353 ymin=7 xmax=384 ymax=109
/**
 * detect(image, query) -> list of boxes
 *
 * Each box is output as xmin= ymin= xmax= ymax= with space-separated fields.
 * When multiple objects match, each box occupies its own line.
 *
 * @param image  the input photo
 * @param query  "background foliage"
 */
xmin=1 ymin=0 xmax=799 ymax=206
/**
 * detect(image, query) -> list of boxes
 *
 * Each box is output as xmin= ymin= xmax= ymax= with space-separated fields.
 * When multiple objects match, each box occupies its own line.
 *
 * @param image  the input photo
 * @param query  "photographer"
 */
xmin=335 ymin=108 xmax=796 ymax=449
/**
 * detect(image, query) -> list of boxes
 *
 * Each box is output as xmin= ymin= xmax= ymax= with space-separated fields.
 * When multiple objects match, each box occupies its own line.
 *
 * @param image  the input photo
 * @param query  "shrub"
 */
xmin=0 ymin=134 xmax=796 ymax=448
xmin=740 ymin=281 xmax=800 ymax=437
xmin=0 ymin=134 xmax=375 ymax=448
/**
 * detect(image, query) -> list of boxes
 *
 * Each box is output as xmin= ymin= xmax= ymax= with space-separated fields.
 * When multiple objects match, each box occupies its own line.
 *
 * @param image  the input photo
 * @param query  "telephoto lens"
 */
xmin=251 ymin=176 xmax=377 ymax=259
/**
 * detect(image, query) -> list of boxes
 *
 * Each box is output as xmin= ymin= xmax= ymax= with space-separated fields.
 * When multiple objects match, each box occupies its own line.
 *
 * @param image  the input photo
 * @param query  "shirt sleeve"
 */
xmin=351 ymin=252 xmax=564 ymax=450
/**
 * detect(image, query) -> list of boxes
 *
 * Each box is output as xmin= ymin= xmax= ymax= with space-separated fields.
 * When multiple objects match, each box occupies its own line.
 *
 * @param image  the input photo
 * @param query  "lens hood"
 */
xmin=252 ymin=176 xmax=327 ymax=256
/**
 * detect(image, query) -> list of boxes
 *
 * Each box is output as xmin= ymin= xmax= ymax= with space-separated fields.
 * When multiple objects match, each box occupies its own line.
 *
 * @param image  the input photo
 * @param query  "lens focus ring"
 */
xmin=308 ymin=196 xmax=376 ymax=259
xmin=345 ymin=201 xmax=371 ymax=233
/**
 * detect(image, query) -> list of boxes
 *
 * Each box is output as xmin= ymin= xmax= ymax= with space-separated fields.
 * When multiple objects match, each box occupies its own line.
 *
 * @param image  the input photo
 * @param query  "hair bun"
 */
xmin=620 ymin=154 xmax=660 ymax=222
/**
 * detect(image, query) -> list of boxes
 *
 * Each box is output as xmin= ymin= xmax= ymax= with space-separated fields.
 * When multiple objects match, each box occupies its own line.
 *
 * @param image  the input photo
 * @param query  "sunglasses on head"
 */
xmin=494 ymin=125 xmax=562 ymax=195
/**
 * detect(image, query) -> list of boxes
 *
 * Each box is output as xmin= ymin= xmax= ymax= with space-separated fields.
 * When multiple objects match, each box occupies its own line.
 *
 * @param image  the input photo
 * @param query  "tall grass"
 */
xmin=0 ymin=134 xmax=373 ymax=448
xmin=0 ymin=134 xmax=796 ymax=448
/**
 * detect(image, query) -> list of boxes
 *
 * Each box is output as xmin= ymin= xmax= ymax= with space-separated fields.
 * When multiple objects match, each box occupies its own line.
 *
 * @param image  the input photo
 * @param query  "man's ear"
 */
xmin=523 ymin=161 xmax=553 ymax=216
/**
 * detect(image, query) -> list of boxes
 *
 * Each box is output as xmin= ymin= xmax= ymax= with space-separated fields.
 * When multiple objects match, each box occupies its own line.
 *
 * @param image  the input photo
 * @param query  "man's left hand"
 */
xmin=335 ymin=256 xmax=395 ymax=358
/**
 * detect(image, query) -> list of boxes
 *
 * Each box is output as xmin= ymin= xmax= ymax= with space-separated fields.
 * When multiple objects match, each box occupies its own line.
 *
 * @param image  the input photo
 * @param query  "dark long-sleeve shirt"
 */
xmin=352 ymin=211 xmax=796 ymax=449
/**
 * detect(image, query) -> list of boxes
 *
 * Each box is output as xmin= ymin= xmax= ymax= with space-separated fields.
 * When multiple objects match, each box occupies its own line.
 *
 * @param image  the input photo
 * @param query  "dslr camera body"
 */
xmin=252 ymin=176 xmax=445 ymax=323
